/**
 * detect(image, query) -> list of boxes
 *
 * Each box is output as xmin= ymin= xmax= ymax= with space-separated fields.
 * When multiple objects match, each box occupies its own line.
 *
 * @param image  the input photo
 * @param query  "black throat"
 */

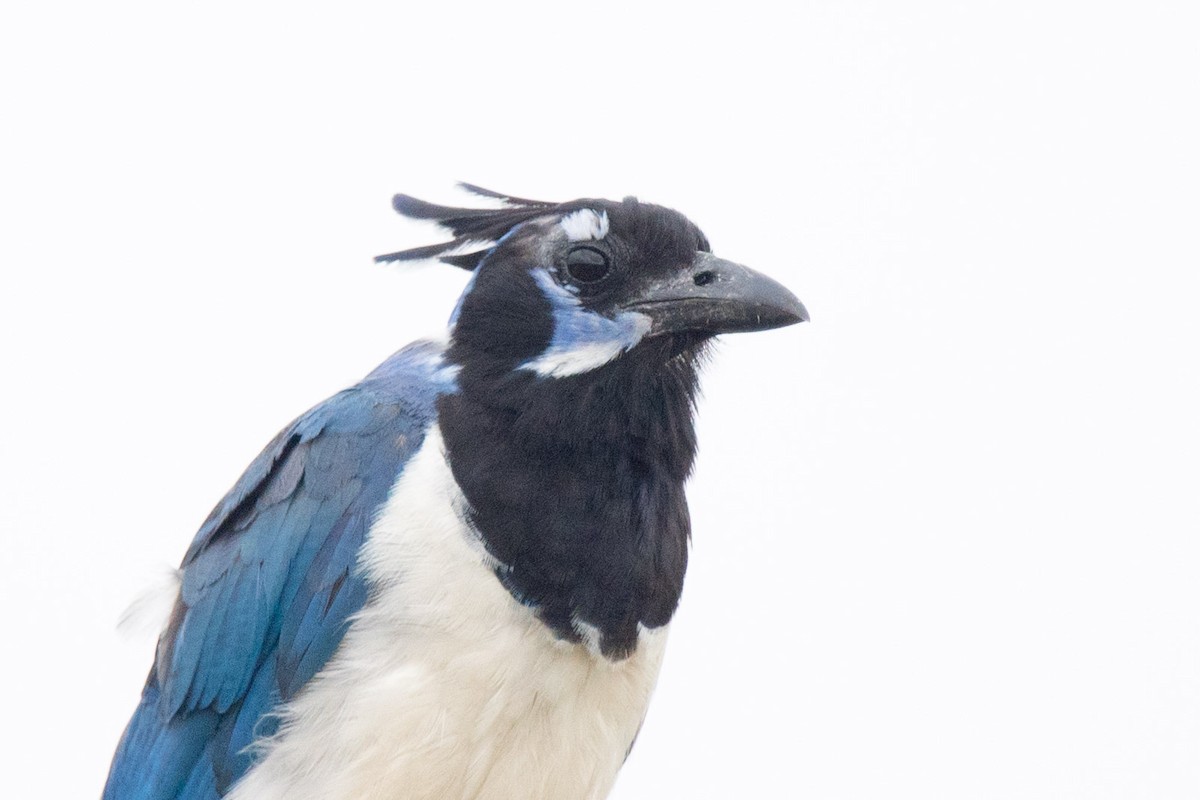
xmin=437 ymin=334 xmax=707 ymax=659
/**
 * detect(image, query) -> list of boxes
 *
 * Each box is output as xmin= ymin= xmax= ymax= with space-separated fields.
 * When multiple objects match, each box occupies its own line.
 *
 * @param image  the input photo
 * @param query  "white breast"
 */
xmin=229 ymin=427 xmax=668 ymax=800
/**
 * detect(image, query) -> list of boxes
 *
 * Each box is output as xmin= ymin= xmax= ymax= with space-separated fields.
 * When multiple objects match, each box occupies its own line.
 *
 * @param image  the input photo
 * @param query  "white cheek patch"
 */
xmin=521 ymin=270 xmax=651 ymax=378
xmin=525 ymin=335 xmax=647 ymax=379
xmin=559 ymin=209 xmax=609 ymax=242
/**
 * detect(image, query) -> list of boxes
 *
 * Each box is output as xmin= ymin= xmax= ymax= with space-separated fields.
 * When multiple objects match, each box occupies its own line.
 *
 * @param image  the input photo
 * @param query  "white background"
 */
xmin=2 ymin=2 xmax=1198 ymax=798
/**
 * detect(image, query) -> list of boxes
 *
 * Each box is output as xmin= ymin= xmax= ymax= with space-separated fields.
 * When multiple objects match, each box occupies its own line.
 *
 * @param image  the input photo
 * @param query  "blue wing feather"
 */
xmin=104 ymin=341 xmax=452 ymax=799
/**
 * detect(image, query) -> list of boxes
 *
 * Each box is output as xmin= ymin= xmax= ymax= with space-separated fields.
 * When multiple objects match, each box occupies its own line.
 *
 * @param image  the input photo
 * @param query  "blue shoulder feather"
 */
xmin=103 ymin=341 xmax=453 ymax=799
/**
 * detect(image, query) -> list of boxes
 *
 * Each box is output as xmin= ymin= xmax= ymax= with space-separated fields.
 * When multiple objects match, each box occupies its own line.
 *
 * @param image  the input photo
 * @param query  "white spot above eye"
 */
xmin=559 ymin=209 xmax=609 ymax=242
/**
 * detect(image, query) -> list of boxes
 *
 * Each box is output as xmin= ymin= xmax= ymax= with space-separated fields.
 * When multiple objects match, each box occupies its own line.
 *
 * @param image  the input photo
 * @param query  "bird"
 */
xmin=103 ymin=184 xmax=808 ymax=800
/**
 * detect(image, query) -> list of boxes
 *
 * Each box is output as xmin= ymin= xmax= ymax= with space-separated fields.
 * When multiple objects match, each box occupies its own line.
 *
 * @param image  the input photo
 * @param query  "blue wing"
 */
xmin=103 ymin=342 xmax=452 ymax=800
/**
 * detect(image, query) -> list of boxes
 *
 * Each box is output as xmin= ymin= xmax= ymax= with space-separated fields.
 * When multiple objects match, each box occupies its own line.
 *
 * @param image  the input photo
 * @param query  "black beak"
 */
xmin=625 ymin=252 xmax=809 ymax=336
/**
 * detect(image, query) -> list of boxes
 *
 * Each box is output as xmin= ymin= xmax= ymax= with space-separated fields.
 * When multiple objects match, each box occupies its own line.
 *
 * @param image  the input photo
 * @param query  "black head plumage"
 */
xmin=374 ymin=183 xmax=562 ymax=271
xmin=372 ymin=183 xmax=807 ymax=659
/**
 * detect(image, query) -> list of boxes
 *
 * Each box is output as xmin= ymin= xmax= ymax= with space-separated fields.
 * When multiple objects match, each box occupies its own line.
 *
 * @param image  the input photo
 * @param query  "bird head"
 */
xmin=377 ymin=185 xmax=808 ymax=382
xmin=378 ymin=186 xmax=808 ymax=657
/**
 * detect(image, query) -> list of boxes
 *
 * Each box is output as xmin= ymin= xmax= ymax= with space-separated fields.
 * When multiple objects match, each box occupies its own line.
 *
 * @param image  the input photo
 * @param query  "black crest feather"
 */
xmin=374 ymin=184 xmax=557 ymax=271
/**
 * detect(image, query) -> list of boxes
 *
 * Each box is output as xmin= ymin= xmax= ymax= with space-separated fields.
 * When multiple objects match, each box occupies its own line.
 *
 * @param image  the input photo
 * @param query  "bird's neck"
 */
xmin=438 ymin=337 xmax=706 ymax=659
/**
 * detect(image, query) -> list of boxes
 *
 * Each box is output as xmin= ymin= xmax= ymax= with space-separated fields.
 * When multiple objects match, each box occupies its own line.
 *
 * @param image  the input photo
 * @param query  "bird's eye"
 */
xmin=564 ymin=246 xmax=611 ymax=284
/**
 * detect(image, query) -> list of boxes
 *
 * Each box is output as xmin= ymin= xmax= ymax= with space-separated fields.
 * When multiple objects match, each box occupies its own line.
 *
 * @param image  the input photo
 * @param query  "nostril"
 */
xmin=693 ymin=271 xmax=716 ymax=287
